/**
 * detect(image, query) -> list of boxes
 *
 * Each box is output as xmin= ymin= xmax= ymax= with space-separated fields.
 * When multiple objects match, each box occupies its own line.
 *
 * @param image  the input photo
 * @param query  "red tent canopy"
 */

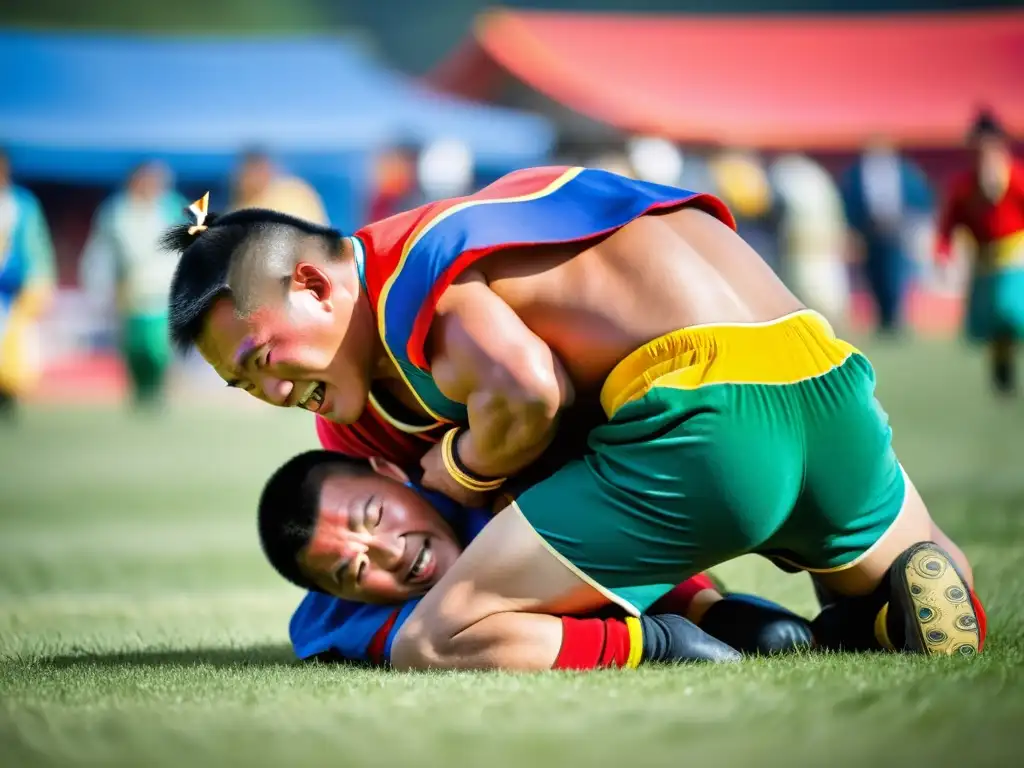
xmin=429 ymin=10 xmax=1024 ymax=149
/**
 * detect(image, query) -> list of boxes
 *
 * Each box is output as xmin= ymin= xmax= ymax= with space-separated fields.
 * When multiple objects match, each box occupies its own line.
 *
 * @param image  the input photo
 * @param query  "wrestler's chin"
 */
xmin=319 ymin=384 xmax=364 ymax=424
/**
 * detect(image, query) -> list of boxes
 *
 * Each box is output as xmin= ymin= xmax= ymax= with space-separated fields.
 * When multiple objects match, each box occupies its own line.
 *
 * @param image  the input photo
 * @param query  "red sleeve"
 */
xmin=316 ymin=415 xmax=373 ymax=457
xmin=314 ymin=409 xmax=436 ymax=466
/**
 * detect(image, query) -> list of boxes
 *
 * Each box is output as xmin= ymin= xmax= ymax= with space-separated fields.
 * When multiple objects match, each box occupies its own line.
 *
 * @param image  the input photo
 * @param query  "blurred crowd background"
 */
xmin=1 ymin=1 xmax=1022 ymax=414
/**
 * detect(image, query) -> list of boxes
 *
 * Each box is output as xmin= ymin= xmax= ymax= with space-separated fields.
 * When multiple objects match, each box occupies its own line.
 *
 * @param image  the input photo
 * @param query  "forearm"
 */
xmin=429 ymin=278 xmax=572 ymax=480
xmin=457 ymin=396 xmax=560 ymax=480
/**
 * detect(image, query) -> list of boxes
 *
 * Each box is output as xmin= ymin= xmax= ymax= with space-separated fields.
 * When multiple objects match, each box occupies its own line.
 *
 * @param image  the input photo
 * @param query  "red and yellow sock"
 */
xmin=552 ymin=616 xmax=644 ymax=670
xmin=552 ymin=573 xmax=722 ymax=670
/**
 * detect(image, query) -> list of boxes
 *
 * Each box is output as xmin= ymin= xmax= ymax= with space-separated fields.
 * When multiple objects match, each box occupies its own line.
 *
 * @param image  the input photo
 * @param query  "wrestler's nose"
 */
xmin=260 ymin=376 xmax=294 ymax=406
xmin=366 ymin=535 xmax=403 ymax=570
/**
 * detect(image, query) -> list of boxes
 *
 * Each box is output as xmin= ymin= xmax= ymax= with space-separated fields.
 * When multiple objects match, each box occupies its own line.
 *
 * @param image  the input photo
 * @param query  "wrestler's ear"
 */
xmin=368 ymin=456 xmax=410 ymax=484
xmin=292 ymin=262 xmax=332 ymax=304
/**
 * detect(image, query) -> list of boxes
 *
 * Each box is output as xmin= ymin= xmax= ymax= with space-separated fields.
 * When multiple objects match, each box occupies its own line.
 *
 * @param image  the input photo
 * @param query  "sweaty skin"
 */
xmin=474 ymin=208 xmax=801 ymax=386
xmin=391 ymin=209 xmax=965 ymax=671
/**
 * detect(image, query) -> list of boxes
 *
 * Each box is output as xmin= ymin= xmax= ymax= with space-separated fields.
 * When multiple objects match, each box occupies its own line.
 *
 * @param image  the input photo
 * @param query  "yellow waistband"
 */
xmin=600 ymin=310 xmax=859 ymax=418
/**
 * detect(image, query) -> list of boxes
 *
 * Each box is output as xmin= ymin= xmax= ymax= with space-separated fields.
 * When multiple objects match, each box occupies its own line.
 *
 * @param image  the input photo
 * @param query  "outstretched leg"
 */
xmin=812 ymin=474 xmax=984 ymax=656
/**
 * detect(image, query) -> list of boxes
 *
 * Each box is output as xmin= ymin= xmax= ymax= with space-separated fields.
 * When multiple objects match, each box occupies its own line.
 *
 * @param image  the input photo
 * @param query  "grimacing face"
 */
xmin=196 ymin=254 xmax=377 ymax=424
xmin=296 ymin=459 xmax=463 ymax=604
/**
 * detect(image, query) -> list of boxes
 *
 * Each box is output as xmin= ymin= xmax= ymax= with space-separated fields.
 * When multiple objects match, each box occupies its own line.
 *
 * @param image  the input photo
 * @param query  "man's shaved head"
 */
xmin=163 ymin=208 xmax=343 ymax=352
xmin=161 ymin=204 xmax=377 ymax=424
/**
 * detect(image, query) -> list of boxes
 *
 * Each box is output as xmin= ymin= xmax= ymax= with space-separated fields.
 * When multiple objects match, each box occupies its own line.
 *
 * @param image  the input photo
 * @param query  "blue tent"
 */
xmin=0 ymin=31 xmax=555 ymax=230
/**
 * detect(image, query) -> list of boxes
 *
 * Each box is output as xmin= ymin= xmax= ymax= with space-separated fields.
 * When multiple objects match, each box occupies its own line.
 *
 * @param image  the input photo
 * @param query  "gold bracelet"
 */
xmin=440 ymin=428 xmax=507 ymax=492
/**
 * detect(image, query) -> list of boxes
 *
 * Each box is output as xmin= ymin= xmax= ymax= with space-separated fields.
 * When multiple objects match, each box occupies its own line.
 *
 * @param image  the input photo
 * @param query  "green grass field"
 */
xmin=2 ymin=338 xmax=1024 ymax=768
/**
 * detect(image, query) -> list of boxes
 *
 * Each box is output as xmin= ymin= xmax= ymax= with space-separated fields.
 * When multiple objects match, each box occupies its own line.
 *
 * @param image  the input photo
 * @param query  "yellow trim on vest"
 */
xmin=600 ymin=310 xmax=859 ymax=418
xmin=625 ymin=616 xmax=644 ymax=669
xmin=367 ymin=391 xmax=441 ymax=435
xmin=376 ymin=167 xmax=585 ymax=423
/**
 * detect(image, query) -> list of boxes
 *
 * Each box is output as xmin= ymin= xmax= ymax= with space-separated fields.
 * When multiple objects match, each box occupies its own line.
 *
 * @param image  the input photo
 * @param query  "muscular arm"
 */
xmin=429 ymin=271 xmax=575 ymax=479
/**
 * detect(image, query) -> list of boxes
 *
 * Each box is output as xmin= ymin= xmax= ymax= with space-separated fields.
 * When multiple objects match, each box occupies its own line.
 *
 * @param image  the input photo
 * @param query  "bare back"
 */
xmin=476 ymin=208 xmax=804 ymax=392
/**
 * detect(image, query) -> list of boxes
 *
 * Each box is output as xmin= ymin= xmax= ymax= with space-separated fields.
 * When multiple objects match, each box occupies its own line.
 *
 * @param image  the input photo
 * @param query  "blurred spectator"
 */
xmin=709 ymin=149 xmax=783 ymax=274
xmin=626 ymin=137 xmax=683 ymax=186
xmin=0 ymin=148 xmax=56 ymax=419
xmin=369 ymin=144 xmax=421 ymax=220
xmin=840 ymin=137 xmax=934 ymax=335
xmin=78 ymin=161 xmax=187 ymax=410
xmin=230 ymin=148 xmax=328 ymax=225
xmin=770 ymin=153 xmax=850 ymax=327
xmin=935 ymin=110 xmax=1024 ymax=395
xmin=586 ymin=150 xmax=634 ymax=179
xmin=417 ymin=138 xmax=474 ymax=201
xmin=677 ymin=149 xmax=716 ymax=196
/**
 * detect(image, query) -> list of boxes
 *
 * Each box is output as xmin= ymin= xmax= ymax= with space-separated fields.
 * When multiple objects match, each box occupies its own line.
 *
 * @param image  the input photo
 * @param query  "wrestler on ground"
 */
xmin=263 ymin=450 xmax=816 ymax=667
xmin=164 ymin=168 xmax=985 ymax=671
xmin=936 ymin=110 xmax=1024 ymax=395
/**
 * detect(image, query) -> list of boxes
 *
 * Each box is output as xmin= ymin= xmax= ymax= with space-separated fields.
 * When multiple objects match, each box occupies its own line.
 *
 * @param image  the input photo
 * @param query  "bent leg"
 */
xmin=123 ymin=316 xmax=171 ymax=408
xmin=652 ymin=575 xmax=813 ymax=656
xmin=930 ymin=520 xmax=973 ymax=590
xmin=814 ymin=473 xmax=982 ymax=655
xmin=390 ymin=504 xmax=740 ymax=670
xmin=391 ymin=504 xmax=609 ymax=671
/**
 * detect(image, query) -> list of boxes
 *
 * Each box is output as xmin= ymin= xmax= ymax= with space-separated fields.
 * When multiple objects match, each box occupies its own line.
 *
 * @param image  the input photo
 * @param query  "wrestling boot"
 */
xmin=699 ymin=593 xmax=814 ymax=655
xmin=638 ymin=614 xmax=741 ymax=664
xmin=886 ymin=542 xmax=982 ymax=657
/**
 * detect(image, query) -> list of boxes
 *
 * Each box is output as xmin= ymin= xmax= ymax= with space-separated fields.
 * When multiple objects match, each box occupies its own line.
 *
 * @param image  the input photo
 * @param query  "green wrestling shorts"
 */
xmin=510 ymin=310 xmax=906 ymax=615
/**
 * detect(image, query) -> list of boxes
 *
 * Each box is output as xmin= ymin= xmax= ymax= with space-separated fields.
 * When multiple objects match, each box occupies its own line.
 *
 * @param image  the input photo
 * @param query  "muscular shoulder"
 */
xmin=428 ymin=272 xmax=488 ymax=396
xmin=356 ymin=201 xmax=443 ymax=259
